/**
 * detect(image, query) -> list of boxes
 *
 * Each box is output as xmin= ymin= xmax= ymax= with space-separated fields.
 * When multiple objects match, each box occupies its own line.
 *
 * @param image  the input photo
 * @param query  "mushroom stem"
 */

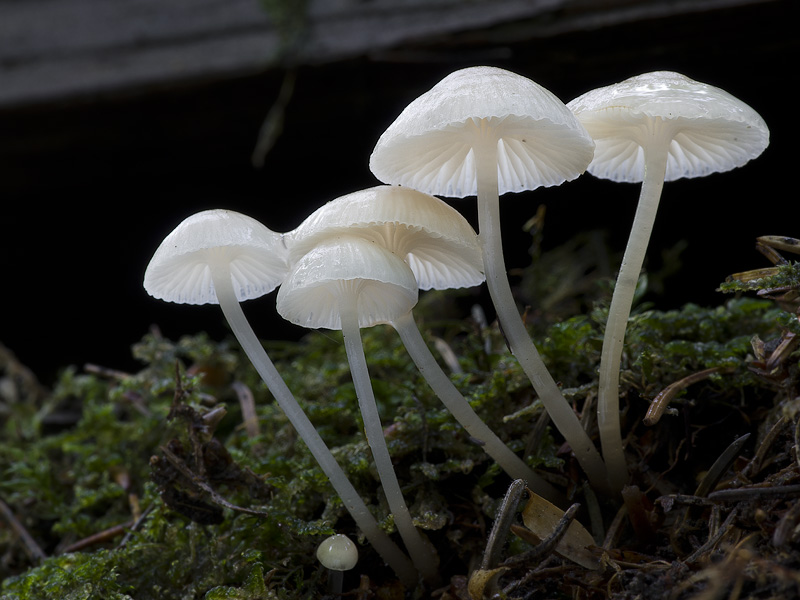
xmin=597 ymin=133 xmax=669 ymax=493
xmin=472 ymin=118 xmax=610 ymax=494
xmin=327 ymin=570 xmax=344 ymax=595
xmin=337 ymin=287 xmax=439 ymax=585
xmin=390 ymin=311 xmax=565 ymax=506
xmin=207 ymin=264 xmax=418 ymax=588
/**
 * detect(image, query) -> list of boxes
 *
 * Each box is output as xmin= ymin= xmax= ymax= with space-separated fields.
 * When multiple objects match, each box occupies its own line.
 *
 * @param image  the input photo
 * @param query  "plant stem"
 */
xmin=597 ymin=136 xmax=669 ymax=494
xmin=208 ymin=265 xmax=418 ymax=588
xmin=391 ymin=311 xmax=565 ymax=506
xmin=338 ymin=291 xmax=440 ymax=585
xmin=471 ymin=118 xmax=610 ymax=494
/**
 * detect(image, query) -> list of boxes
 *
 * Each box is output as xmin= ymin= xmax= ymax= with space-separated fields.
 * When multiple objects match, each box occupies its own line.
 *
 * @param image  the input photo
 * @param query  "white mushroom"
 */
xmin=567 ymin=71 xmax=770 ymax=492
xmin=317 ymin=534 xmax=359 ymax=594
xmin=287 ymin=185 xmax=484 ymax=291
xmin=277 ymin=234 xmax=439 ymax=584
xmin=317 ymin=533 xmax=359 ymax=571
xmin=143 ymin=210 xmax=417 ymax=587
xmin=369 ymin=66 xmax=609 ymax=493
xmin=143 ymin=209 xmax=288 ymax=306
xmin=287 ymin=185 xmax=563 ymax=504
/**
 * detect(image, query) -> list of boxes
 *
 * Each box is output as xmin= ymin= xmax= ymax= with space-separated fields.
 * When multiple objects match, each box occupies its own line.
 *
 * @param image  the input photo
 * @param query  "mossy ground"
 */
xmin=1 ymin=234 xmax=799 ymax=600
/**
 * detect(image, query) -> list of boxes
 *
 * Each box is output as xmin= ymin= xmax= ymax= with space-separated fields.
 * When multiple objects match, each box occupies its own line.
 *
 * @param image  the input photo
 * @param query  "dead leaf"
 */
xmin=467 ymin=566 xmax=508 ymax=600
xmin=521 ymin=490 xmax=600 ymax=570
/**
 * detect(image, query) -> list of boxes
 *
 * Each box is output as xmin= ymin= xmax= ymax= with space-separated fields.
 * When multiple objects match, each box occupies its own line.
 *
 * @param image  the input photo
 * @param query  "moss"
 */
xmin=2 ymin=239 xmax=798 ymax=598
xmin=718 ymin=261 xmax=800 ymax=294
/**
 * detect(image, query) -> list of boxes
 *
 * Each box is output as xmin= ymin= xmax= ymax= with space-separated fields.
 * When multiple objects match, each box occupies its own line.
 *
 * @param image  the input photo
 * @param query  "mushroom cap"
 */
xmin=276 ymin=235 xmax=418 ymax=330
xmin=566 ymin=71 xmax=770 ymax=183
xmin=143 ymin=209 xmax=289 ymax=305
xmin=316 ymin=534 xmax=359 ymax=571
xmin=287 ymin=185 xmax=484 ymax=290
xmin=369 ymin=66 xmax=595 ymax=197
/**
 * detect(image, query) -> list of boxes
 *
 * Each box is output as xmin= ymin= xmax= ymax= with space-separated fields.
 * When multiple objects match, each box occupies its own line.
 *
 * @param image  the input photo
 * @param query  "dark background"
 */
xmin=2 ymin=0 xmax=797 ymax=384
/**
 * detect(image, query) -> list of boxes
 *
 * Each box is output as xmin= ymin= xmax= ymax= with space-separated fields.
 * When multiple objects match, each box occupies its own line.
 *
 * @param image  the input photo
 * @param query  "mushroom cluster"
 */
xmin=143 ymin=209 xmax=418 ymax=587
xmin=143 ymin=66 xmax=768 ymax=590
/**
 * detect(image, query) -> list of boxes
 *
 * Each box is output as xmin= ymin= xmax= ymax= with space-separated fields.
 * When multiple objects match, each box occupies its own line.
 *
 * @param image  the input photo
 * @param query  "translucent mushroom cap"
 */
xmin=316 ymin=534 xmax=359 ymax=571
xmin=369 ymin=65 xmax=595 ymax=197
xmin=143 ymin=209 xmax=289 ymax=305
xmin=276 ymin=235 xmax=418 ymax=330
xmin=286 ymin=185 xmax=484 ymax=290
xmin=566 ymin=71 xmax=770 ymax=182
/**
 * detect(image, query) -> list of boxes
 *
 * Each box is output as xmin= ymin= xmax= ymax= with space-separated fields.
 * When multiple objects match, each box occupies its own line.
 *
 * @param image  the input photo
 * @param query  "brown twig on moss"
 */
xmin=644 ymin=366 xmax=736 ymax=426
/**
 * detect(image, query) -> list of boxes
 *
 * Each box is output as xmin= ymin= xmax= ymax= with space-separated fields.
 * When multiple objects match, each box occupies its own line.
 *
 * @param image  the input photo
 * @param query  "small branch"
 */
xmin=683 ymin=506 xmax=740 ymax=565
xmin=0 ymin=497 xmax=46 ymax=562
xmin=708 ymin=484 xmax=800 ymax=503
xmin=61 ymin=521 xmax=135 ymax=554
xmin=740 ymin=416 xmax=789 ymax=480
xmin=84 ymin=363 xmax=131 ymax=381
xmin=506 ymin=503 xmax=581 ymax=567
xmin=251 ymin=69 xmax=297 ymax=168
xmin=158 ymin=444 xmax=270 ymax=518
xmin=118 ymin=504 xmax=155 ymax=549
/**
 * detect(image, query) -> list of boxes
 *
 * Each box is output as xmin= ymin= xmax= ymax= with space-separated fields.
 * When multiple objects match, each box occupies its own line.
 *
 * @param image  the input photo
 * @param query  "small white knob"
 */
xmin=316 ymin=534 xmax=358 ymax=571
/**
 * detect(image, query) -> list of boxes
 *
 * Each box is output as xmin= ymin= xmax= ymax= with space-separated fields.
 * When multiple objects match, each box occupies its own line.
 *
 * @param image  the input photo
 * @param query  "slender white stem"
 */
xmin=597 ymin=136 xmax=669 ymax=493
xmin=338 ymin=289 xmax=440 ymax=585
xmin=471 ymin=119 xmax=610 ymax=494
xmin=208 ymin=264 xmax=418 ymax=588
xmin=391 ymin=311 xmax=565 ymax=506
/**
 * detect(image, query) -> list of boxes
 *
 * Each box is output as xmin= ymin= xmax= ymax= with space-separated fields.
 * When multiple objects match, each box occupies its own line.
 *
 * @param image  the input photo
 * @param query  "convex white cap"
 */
xmin=369 ymin=66 xmax=595 ymax=197
xmin=277 ymin=235 xmax=418 ymax=330
xmin=143 ymin=209 xmax=289 ymax=305
xmin=567 ymin=70 xmax=770 ymax=182
xmin=286 ymin=185 xmax=484 ymax=290
xmin=316 ymin=534 xmax=359 ymax=571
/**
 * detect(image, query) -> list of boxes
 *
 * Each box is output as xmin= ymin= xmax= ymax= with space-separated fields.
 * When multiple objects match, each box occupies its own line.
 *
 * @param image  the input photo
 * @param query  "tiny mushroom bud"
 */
xmin=143 ymin=210 xmax=416 ymax=587
xmin=317 ymin=534 xmax=358 ymax=594
xmin=369 ymin=66 xmax=608 ymax=493
xmin=567 ymin=71 xmax=770 ymax=493
xmin=317 ymin=533 xmax=359 ymax=571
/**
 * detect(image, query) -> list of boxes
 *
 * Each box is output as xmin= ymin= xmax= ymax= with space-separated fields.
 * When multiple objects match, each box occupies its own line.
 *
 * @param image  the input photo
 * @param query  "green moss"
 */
xmin=718 ymin=261 xmax=800 ymax=294
xmin=1 ymin=254 xmax=796 ymax=597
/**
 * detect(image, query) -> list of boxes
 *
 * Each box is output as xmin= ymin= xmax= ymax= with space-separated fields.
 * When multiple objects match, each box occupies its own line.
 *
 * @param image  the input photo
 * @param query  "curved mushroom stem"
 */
xmin=390 ymin=311 xmax=565 ymax=506
xmin=207 ymin=264 xmax=418 ymax=588
xmin=597 ymin=135 xmax=669 ymax=494
xmin=471 ymin=118 xmax=610 ymax=495
xmin=337 ymin=285 xmax=440 ymax=585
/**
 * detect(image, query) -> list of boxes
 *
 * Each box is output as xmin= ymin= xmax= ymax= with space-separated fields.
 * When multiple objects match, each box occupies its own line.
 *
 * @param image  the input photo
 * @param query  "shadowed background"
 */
xmin=1 ymin=0 xmax=796 ymax=383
